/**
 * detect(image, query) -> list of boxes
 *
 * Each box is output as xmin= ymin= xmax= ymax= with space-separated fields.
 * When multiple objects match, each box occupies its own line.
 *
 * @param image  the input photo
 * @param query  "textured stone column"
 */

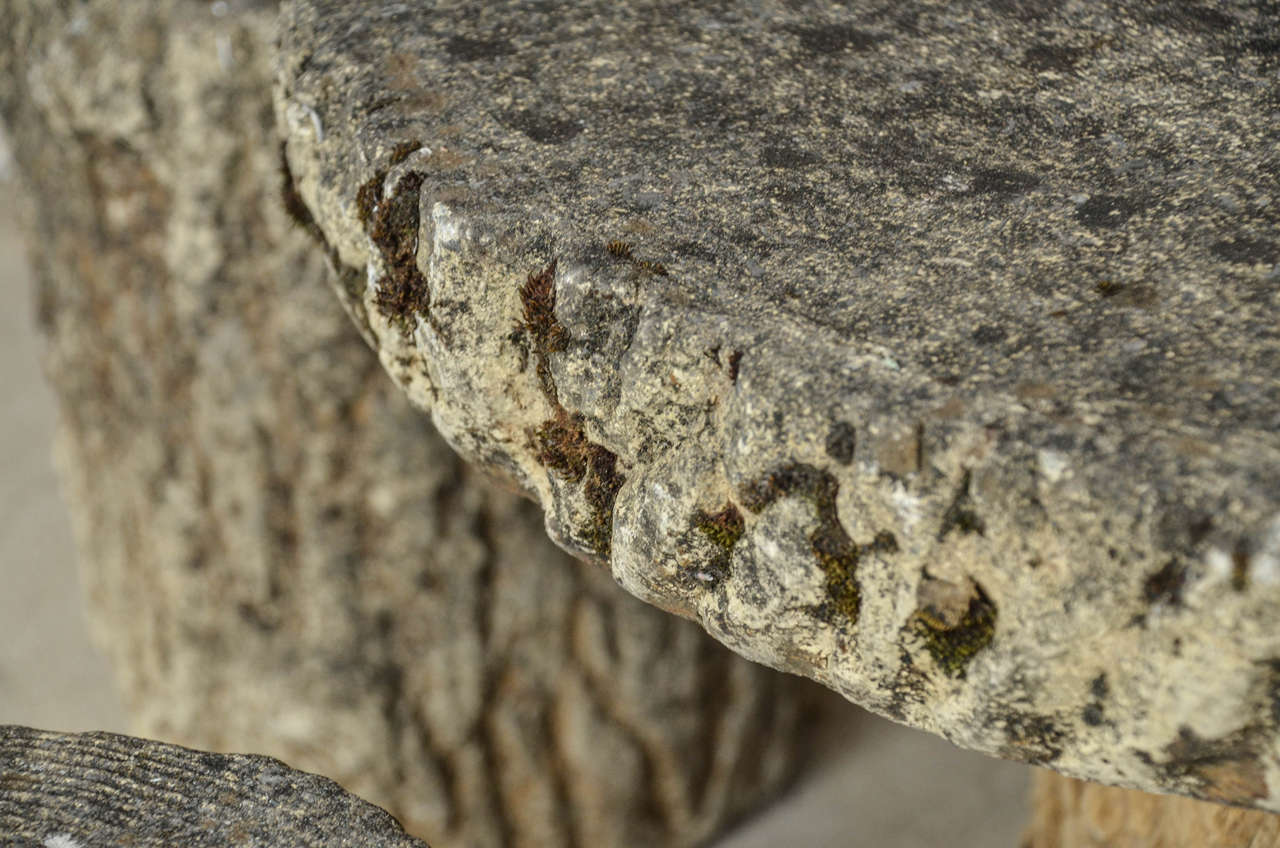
xmin=0 ymin=3 xmax=810 ymax=846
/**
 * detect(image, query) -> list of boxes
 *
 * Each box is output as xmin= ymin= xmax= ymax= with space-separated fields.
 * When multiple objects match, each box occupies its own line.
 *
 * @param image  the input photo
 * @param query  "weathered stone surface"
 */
xmin=277 ymin=0 xmax=1280 ymax=807
xmin=0 ymin=2 xmax=809 ymax=846
xmin=0 ymin=725 xmax=429 ymax=847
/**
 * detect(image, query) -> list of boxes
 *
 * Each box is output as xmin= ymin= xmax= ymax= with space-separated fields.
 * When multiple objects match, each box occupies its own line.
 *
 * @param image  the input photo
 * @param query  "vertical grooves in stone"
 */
xmin=471 ymin=499 xmax=519 ymax=848
xmin=544 ymin=681 xmax=584 ymax=848
xmin=569 ymin=598 xmax=687 ymax=836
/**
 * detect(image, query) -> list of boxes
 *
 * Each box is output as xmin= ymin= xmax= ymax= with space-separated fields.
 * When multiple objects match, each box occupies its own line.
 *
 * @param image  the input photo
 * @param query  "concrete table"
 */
xmin=278 ymin=0 xmax=1280 ymax=811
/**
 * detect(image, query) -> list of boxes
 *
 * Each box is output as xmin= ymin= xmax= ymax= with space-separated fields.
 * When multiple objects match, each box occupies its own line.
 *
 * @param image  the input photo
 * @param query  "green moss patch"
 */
xmin=692 ymin=504 xmax=746 ymax=586
xmin=739 ymin=463 xmax=898 ymax=624
xmin=695 ymin=504 xmax=745 ymax=551
xmin=912 ymin=582 xmax=997 ymax=679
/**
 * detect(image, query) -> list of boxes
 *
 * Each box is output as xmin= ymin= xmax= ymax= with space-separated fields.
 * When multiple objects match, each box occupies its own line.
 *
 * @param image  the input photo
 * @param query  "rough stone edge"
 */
xmin=0 ymin=725 xmax=430 ymax=847
xmin=272 ymin=0 xmax=1280 ymax=811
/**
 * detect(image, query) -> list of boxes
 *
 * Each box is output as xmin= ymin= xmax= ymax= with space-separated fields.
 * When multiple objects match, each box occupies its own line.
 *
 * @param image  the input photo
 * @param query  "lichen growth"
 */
xmin=912 ymin=582 xmax=997 ymax=678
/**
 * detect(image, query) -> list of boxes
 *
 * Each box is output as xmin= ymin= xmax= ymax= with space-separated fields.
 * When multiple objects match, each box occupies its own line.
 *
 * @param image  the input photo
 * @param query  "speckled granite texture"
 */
xmin=0 ymin=726 xmax=430 ymax=846
xmin=277 ymin=0 xmax=1280 ymax=808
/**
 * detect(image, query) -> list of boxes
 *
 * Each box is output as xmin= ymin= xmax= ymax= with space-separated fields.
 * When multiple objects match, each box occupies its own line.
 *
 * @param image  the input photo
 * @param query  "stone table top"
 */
xmin=276 ymin=0 xmax=1280 ymax=807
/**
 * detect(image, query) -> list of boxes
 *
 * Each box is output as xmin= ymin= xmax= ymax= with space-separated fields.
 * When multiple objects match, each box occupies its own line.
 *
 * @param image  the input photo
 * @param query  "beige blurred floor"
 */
xmin=0 ymin=132 xmax=1029 ymax=846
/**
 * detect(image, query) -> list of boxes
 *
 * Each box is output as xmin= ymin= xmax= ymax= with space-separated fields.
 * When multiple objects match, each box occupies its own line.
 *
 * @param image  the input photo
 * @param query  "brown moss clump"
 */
xmin=534 ymin=410 xmax=590 ymax=481
xmin=520 ymin=261 xmax=569 ymax=354
xmin=534 ymin=410 xmax=625 ymax=559
xmin=368 ymin=170 xmax=430 ymax=321
xmin=604 ymin=239 xmax=668 ymax=276
xmin=637 ymin=260 xmax=668 ymax=276
xmin=518 ymin=260 xmax=622 ymax=559
xmin=355 ymin=171 xmax=385 ymax=232
xmin=518 ymin=260 xmax=569 ymax=403
xmin=353 ymin=153 xmax=433 ymax=329
xmin=389 ymin=139 xmax=423 ymax=166
xmin=351 ymin=140 xmax=433 ymax=328
xmin=580 ymin=443 xmax=624 ymax=558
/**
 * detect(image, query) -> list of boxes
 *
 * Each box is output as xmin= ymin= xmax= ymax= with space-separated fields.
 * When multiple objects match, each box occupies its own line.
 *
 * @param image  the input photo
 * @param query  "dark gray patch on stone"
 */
xmin=788 ymin=24 xmax=879 ymax=54
xmin=1023 ymin=43 xmax=1085 ymax=72
xmin=446 ymin=34 xmax=516 ymax=61
xmin=1143 ymin=559 xmax=1187 ymax=606
xmin=1075 ymin=194 xmax=1138 ymax=229
xmin=825 ymin=421 xmax=856 ymax=465
xmin=971 ymin=324 xmax=1007 ymax=345
xmin=969 ymin=166 xmax=1040 ymax=198
xmin=1244 ymin=36 xmax=1280 ymax=55
xmin=1139 ymin=4 xmax=1240 ymax=33
xmin=1212 ymin=237 xmax=1278 ymax=265
xmin=507 ymin=111 xmax=581 ymax=144
xmin=760 ymin=143 xmax=821 ymax=169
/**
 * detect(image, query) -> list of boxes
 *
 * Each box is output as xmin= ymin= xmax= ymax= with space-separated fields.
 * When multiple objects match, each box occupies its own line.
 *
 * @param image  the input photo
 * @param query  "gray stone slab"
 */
xmin=277 ymin=0 xmax=1280 ymax=807
xmin=0 ymin=726 xmax=429 ymax=846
